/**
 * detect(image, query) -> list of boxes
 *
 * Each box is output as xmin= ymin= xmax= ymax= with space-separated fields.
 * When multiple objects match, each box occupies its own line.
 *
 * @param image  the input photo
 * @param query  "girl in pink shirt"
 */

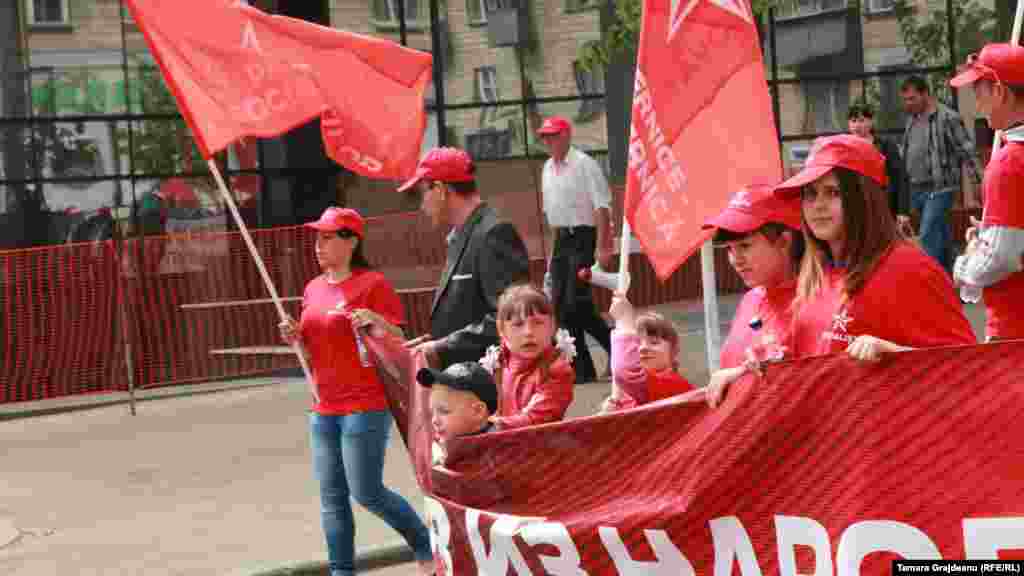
xmin=601 ymin=293 xmax=694 ymax=412
xmin=773 ymin=135 xmax=975 ymax=360
xmin=701 ymin=183 xmax=804 ymax=407
xmin=482 ymin=284 xmax=576 ymax=430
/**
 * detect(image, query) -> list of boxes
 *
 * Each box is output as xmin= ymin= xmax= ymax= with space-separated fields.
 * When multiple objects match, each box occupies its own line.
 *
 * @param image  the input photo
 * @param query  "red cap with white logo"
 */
xmin=703 ymin=184 xmax=802 ymax=234
xmin=773 ymin=134 xmax=887 ymax=198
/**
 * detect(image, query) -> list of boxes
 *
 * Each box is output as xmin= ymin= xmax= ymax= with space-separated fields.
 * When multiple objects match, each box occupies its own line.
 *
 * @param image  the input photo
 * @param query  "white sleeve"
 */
xmin=584 ymin=155 xmax=612 ymax=211
xmin=953 ymin=224 xmax=1024 ymax=288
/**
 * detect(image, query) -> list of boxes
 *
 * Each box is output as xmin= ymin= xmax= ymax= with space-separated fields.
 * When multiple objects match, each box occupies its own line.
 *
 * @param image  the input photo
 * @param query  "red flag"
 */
xmin=625 ymin=0 xmax=781 ymax=279
xmin=124 ymin=0 xmax=432 ymax=180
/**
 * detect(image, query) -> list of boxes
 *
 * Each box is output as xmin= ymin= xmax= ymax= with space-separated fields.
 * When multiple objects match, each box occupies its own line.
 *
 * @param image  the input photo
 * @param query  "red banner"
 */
xmin=124 ymin=0 xmax=432 ymax=179
xmin=625 ymin=0 xmax=781 ymax=279
xmin=368 ymin=335 xmax=1024 ymax=575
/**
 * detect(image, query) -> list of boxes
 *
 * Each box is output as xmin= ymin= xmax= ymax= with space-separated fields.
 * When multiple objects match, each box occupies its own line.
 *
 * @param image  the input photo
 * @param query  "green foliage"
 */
xmin=891 ymin=0 xmax=996 ymax=97
xmin=114 ymin=66 xmax=207 ymax=178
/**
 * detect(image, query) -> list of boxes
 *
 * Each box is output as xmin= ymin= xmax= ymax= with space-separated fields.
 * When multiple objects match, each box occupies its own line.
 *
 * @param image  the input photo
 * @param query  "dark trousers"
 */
xmin=550 ymin=226 xmax=612 ymax=383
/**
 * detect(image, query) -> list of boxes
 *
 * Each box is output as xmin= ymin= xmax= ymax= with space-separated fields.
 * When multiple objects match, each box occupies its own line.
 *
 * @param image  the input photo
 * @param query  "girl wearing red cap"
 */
xmin=702 ymin=184 xmax=805 ymax=407
xmin=775 ymin=135 xmax=975 ymax=361
xmin=279 ymin=207 xmax=434 ymax=576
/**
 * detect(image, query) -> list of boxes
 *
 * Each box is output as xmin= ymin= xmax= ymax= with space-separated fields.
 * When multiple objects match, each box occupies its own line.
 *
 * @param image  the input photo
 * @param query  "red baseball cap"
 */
xmin=304 ymin=207 xmax=366 ymax=238
xmin=704 ymin=184 xmax=802 ymax=234
xmin=537 ymin=116 xmax=572 ymax=136
xmin=950 ymin=43 xmax=1024 ymax=88
xmin=773 ymin=134 xmax=887 ymax=198
xmin=397 ymin=147 xmax=475 ymax=193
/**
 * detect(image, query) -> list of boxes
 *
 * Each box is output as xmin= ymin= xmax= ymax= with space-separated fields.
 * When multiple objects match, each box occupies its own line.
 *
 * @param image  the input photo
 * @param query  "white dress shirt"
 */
xmin=542 ymin=147 xmax=612 ymax=228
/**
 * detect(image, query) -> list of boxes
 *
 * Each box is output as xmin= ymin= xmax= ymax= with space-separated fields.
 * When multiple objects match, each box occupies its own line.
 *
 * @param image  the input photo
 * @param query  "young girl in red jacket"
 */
xmin=479 ymin=283 xmax=576 ymax=430
xmin=600 ymin=292 xmax=694 ymax=412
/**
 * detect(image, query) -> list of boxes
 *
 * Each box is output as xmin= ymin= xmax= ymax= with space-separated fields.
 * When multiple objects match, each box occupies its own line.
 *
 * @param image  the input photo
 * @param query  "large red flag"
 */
xmin=625 ymin=0 xmax=781 ymax=279
xmin=124 ymin=0 xmax=432 ymax=180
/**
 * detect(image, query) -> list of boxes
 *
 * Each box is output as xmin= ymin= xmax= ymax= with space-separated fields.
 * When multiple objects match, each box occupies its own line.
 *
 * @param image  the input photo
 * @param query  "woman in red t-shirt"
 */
xmin=773 ymin=135 xmax=976 ymax=360
xmin=279 ymin=207 xmax=433 ymax=576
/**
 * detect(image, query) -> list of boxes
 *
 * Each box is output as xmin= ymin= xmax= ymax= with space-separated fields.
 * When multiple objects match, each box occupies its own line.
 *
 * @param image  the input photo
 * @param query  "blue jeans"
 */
xmin=911 ymin=186 xmax=955 ymax=271
xmin=310 ymin=410 xmax=431 ymax=576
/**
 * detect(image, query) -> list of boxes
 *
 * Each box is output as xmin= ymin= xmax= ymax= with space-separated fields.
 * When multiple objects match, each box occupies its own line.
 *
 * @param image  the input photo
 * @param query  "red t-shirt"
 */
xmin=981 ymin=141 xmax=1024 ymax=339
xmin=300 ymin=270 xmax=405 ymax=415
xmin=647 ymin=370 xmax=693 ymax=402
xmin=792 ymin=243 xmax=976 ymax=357
xmin=720 ymin=280 xmax=796 ymax=369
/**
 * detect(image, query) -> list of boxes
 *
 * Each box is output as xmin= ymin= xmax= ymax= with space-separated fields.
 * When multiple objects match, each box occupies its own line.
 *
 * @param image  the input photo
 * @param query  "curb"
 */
xmin=0 ymin=378 xmax=286 ymax=422
xmin=243 ymin=541 xmax=413 ymax=576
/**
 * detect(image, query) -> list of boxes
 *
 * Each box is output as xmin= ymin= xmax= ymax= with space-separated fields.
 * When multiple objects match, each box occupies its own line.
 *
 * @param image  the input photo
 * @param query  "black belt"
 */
xmin=555 ymin=225 xmax=595 ymax=237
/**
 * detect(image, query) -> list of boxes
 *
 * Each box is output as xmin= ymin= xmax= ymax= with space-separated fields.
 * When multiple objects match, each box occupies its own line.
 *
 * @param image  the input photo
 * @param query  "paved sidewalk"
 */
xmin=0 ymin=296 xmax=985 ymax=576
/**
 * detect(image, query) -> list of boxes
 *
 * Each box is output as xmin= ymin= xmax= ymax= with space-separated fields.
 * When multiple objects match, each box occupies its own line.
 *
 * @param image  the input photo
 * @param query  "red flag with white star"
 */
xmin=625 ymin=0 xmax=781 ymax=279
xmin=124 ymin=0 xmax=432 ymax=179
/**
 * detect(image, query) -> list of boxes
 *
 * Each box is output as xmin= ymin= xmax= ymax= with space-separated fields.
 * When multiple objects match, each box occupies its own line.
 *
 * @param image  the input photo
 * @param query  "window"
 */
xmin=467 ymin=0 xmax=488 ymax=23
xmin=866 ymin=0 xmax=896 ymax=13
xmin=573 ymin=61 xmax=605 ymax=122
xmin=475 ymin=66 xmax=499 ymax=104
xmin=26 ymin=0 xmax=69 ymax=25
xmin=565 ymin=0 xmax=593 ymax=12
xmin=465 ymin=127 xmax=514 ymax=159
xmin=776 ymin=0 xmax=846 ymax=19
xmin=474 ymin=66 xmax=499 ymax=124
xmin=468 ymin=0 xmax=515 ymax=23
xmin=802 ymin=80 xmax=850 ymax=133
xmin=372 ymin=0 xmax=422 ymax=25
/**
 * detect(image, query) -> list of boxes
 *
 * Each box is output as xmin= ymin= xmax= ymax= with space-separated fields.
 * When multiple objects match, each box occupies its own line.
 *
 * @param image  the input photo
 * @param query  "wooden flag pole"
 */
xmin=207 ymin=159 xmax=320 ymax=403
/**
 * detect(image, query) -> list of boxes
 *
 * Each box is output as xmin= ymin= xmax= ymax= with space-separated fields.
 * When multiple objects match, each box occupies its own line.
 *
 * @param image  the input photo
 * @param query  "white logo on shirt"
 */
xmin=729 ymin=189 xmax=753 ymax=209
xmin=822 ymin=309 xmax=854 ymax=344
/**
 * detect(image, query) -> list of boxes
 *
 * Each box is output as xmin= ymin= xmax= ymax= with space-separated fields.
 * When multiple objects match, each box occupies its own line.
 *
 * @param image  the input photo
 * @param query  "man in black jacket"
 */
xmin=398 ymin=147 xmax=530 ymax=368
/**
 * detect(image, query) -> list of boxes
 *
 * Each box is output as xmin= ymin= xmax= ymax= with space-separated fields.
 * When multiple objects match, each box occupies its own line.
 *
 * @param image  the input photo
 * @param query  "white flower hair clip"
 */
xmin=554 ymin=328 xmax=576 ymax=362
xmin=478 ymin=344 xmax=502 ymax=375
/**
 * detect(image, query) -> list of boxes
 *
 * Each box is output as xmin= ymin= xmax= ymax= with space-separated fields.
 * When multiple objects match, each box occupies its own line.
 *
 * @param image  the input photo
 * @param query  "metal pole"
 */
xmin=519 ymin=42 xmax=548 ymax=264
xmin=119 ymin=0 xmax=138 ymax=416
xmin=768 ymin=7 xmax=783 ymax=172
xmin=946 ymin=0 xmax=959 ymax=111
xmin=428 ymin=0 xmax=446 ymax=146
xmin=207 ymin=159 xmax=320 ymax=403
xmin=990 ymin=0 xmax=1024 ymax=160
xmin=397 ymin=0 xmax=408 ymax=46
xmin=701 ymin=240 xmax=721 ymax=373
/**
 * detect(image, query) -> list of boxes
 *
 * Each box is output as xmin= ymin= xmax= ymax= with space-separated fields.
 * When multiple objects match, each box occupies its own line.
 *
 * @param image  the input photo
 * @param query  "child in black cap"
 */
xmin=416 ymin=362 xmax=498 ymax=446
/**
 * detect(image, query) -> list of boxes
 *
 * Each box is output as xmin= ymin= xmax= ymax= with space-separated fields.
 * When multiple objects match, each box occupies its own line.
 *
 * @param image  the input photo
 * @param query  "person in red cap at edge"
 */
xmin=397 ymin=147 xmax=530 ymax=368
xmin=278 ymin=207 xmax=435 ymax=576
xmin=773 ymin=135 xmax=975 ymax=362
xmin=701 ymin=184 xmax=805 ymax=407
xmin=537 ymin=116 xmax=614 ymax=384
xmin=949 ymin=43 xmax=1024 ymax=341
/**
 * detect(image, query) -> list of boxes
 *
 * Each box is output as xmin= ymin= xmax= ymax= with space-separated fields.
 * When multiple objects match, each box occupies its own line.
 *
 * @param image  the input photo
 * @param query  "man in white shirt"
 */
xmin=538 ymin=116 xmax=613 ymax=383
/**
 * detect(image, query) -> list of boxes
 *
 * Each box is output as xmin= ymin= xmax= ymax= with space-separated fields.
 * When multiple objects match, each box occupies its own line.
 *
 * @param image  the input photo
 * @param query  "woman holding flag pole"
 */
xmin=701 ymin=184 xmax=804 ymax=407
xmin=279 ymin=207 xmax=434 ymax=576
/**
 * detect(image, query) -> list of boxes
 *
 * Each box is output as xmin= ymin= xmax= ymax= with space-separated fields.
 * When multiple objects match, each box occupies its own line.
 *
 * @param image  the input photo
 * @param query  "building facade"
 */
xmin=0 ymin=0 xmax=1000 ymax=254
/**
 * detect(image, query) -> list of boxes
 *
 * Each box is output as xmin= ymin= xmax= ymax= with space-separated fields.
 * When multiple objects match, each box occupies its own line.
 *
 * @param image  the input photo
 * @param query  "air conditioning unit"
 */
xmin=486 ymin=0 xmax=527 ymax=47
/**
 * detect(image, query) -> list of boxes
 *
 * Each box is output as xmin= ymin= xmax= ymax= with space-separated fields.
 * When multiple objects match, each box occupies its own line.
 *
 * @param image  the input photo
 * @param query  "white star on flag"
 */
xmin=668 ymin=0 xmax=752 ymax=42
